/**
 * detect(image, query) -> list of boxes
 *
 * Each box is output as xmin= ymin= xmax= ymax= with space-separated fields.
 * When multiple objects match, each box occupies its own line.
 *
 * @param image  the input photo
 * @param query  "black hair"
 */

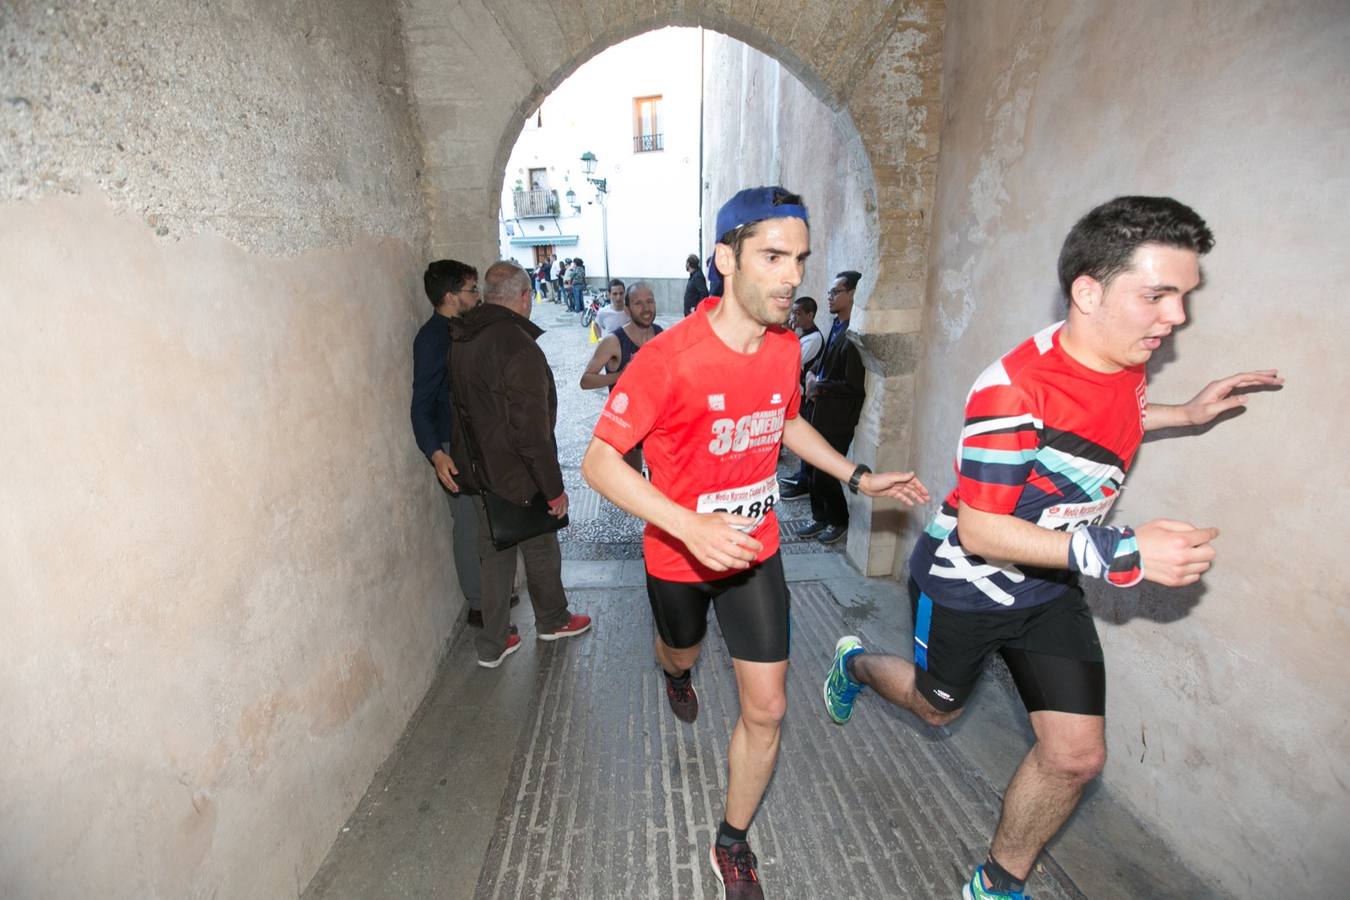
xmin=1057 ymin=196 xmax=1214 ymax=298
xmin=718 ymin=187 xmax=807 ymax=264
xmin=608 ymin=278 xmax=625 ymax=291
xmin=793 ymin=296 xmax=818 ymax=316
xmin=686 ymin=253 xmax=700 ymax=271
xmin=835 ymin=270 xmax=861 ymax=291
xmin=423 ymin=259 xmax=478 ymax=308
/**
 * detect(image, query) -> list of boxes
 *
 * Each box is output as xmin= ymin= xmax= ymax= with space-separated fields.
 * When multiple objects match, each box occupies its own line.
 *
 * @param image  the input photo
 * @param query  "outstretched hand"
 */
xmin=1182 ymin=369 xmax=1283 ymax=426
xmin=859 ymin=471 xmax=931 ymax=506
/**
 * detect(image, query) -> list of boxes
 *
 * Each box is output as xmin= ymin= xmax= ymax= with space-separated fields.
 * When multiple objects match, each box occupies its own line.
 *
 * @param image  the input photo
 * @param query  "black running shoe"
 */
xmin=664 ymin=670 xmax=698 ymax=723
xmin=709 ymin=840 xmax=764 ymax=899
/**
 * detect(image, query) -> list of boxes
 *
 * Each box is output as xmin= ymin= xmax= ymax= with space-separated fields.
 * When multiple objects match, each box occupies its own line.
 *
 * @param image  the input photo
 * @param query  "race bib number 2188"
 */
xmin=695 ymin=475 xmax=780 ymax=533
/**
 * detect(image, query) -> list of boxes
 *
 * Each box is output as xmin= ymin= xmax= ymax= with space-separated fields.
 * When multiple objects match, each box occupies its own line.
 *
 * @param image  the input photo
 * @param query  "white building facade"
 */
xmin=498 ymin=27 xmax=705 ymax=314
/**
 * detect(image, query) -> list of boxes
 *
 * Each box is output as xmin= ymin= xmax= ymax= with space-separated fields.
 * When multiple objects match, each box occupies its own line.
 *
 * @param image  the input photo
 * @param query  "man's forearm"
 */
xmin=580 ymin=370 xmax=619 ymax=390
xmin=1143 ymin=402 xmax=1192 ymax=431
xmin=581 ymin=438 xmax=692 ymax=536
xmin=957 ymin=502 xmax=1071 ymax=568
xmin=781 ymin=416 xmax=855 ymax=482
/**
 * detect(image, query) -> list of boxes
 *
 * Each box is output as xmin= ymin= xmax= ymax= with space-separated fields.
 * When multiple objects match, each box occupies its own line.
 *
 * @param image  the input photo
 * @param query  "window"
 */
xmin=633 ymin=95 xmax=663 ymax=152
xmin=528 ymin=168 xmax=549 ymax=190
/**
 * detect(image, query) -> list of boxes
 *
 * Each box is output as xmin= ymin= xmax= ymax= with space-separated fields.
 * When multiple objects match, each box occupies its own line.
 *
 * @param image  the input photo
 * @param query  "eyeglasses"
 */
xmin=459 ymin=285 xmax=480 ymax=296
xmin=827 ymin=287 xmax=854 ymax=297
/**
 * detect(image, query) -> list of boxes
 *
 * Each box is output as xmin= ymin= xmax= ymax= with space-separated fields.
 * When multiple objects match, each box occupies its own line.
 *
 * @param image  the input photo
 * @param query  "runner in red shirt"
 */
xmin=582 ymin=186 xmax=930 ymax=900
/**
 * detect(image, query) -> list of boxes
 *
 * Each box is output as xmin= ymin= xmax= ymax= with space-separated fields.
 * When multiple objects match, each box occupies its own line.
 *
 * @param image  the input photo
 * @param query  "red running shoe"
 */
xmin=538 ymin=613 xmax=592 ymax=641
xmin=709 ymin=840 xmax=764 ymax=899
xmin=477 ymin=633 xmax=521 ymax=669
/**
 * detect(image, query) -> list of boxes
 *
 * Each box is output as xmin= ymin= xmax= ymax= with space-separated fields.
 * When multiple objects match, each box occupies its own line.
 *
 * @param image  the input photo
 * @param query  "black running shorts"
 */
xmin=909 ymin=579 xmax=1105 ymax=716
xmin=646 ymin=552 xmax=790 ymax=663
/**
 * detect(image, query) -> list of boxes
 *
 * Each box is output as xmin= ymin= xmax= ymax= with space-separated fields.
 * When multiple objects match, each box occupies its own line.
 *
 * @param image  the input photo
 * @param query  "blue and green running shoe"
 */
xmin=962 ymin=866 xmax=1029 ymax=900
xmin=823 ymin=635 xmax=866 ymax=724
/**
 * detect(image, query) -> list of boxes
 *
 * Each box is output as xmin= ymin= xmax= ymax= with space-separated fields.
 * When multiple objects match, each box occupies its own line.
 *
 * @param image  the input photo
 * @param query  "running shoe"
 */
xmin=796 ymin=520 xmax=827 ymax=538
xmin=538 ymin=613 xmax=592 ymax=641
xmin=962 ymin=866 xmax=1030 ymax=900
xmin=823 ymin=635 xmax=866 ymax=724
xmin=709 ymin=840 xmax=764 ymax=899
xmin=477 ymin=633 xmax=521 ymax=669
xmin=816 ymin=524 xmax=847 ymax=544
xmin=664 ymin=670 xmax=698 ymax=723
xmin=780 ymin=481 xmax=809 ymax=500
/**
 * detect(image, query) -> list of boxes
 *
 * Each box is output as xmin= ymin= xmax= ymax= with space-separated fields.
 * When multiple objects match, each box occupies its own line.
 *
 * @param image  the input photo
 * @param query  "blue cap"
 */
xmin=708 ymin=186 xmax=808 ymax=295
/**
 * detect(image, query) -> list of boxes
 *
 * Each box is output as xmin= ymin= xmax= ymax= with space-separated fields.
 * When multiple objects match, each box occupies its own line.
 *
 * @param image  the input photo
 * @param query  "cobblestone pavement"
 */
xmin=306 ymin=302 xmax=1208 ymax=899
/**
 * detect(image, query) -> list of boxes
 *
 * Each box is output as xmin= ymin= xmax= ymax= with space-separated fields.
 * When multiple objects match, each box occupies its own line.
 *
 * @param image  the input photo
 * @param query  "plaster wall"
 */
xmin=1 ymin=2 xmax=452 ymax=897
xmin=910 ymin=1 xmax=1350 ymax=894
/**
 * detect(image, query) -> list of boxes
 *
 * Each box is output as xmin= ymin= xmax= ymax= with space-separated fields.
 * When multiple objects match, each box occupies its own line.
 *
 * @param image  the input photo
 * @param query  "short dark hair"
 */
xmin=717 ymin=187 xmax=806 ymax=264
xmin=793 ymin=296 xmax=817 ymax=316
xmin=423 ymin=259 xmax=477 ymax=308
xmin=835 ymin=270 xmax=862 ymax=291
xmin=1057 ymin=196 xmax=1214 ymax=298
xmin=686 ymin=253 xmax=700 ymax=270
xmin=608 ymin=279 xmax=625 ymax=291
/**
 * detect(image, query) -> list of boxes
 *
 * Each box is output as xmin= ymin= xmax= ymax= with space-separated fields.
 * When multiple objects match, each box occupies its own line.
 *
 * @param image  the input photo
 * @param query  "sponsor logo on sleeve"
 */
xmin=708 ymin=393 xmax=725 ymax=411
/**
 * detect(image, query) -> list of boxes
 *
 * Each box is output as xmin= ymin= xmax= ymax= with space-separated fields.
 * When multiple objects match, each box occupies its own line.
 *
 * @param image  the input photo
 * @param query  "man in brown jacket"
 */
xmin=449 ymin=260 xmax=592 ymax=668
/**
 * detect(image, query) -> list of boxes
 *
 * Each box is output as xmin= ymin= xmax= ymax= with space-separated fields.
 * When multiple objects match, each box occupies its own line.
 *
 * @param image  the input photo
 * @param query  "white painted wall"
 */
xmin=498 ymin=27 xmax=703 ymax=282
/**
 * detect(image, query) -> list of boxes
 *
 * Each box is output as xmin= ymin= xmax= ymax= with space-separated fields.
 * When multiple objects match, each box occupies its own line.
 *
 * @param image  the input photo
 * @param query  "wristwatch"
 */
xmin=848 ymin=463 xmax=871 ymax=494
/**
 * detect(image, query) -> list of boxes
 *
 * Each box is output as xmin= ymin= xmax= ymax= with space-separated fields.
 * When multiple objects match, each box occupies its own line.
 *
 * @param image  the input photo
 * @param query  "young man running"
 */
xmin=821 ymin=196 xmax=1282 ymax=899
xmin=582 ymin=186 xmax=930 ymax=899
xmin=579 ymin=281 xmax=663 ymax=472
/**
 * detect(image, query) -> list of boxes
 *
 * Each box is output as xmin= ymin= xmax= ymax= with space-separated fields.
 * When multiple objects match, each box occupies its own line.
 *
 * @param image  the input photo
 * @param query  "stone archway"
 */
xmin=401 ymin=1 xmax=945 ymax=574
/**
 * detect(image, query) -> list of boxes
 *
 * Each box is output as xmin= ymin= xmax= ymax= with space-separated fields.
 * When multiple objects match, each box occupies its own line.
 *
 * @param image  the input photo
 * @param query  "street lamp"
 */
xmin=580 ymin=150 xmax=610 ymax=285
xmin=564 ymin=187 xmax=580 ymax=214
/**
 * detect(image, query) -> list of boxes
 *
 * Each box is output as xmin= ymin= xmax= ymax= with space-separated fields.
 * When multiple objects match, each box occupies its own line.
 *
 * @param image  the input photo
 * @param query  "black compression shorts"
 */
xmin=909 ymin=579 xmax=1105 ymax=716
xmin=646 ymin=552 xmax=790 ymax=663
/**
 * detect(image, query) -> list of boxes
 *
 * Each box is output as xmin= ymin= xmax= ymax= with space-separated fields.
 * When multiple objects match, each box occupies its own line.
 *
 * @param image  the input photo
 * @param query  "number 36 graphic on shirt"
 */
xmin=708 ymin=410 xmax=786 ymax=456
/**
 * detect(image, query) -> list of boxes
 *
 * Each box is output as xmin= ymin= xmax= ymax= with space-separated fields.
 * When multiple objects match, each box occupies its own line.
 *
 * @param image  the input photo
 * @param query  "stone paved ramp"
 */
xmin=471 ymin=581 xmax=1083 ymax=900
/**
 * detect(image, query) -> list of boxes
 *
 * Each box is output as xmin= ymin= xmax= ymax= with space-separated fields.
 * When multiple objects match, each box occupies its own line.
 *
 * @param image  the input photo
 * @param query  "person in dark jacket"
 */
xmin=411 ymin=259 xmax=486 ymax=626
xmin=798 ymin=270 xmax=867 ymax=545
xmin=682 ymin=252 xmax=709 ymax=316
xmin=449 ymin=260 xmax=593 ymax=667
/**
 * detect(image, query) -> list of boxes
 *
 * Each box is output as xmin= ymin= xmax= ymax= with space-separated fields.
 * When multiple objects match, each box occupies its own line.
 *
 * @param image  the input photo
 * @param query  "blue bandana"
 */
xmin=707 ymin=186 xmax=809 ymax=296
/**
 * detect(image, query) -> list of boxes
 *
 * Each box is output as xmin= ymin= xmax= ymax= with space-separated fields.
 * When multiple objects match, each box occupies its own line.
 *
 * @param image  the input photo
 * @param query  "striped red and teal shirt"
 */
xmin=909 ymin=321 xmax=1147 ymax=612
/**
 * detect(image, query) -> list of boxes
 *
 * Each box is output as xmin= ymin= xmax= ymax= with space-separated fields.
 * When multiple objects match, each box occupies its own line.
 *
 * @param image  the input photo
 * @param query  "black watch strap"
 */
xmin=848 ymin=463 xmax=871 ymax=494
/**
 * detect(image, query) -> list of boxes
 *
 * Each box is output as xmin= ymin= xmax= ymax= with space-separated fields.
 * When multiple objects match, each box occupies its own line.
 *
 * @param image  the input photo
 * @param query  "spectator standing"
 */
xmin=683 ymin=252 xmax=709 ymax=316
xmin=594 ymin=279 xmax=630 ymax=335
xmin=448 ymin=261 xmax=593 ymax=667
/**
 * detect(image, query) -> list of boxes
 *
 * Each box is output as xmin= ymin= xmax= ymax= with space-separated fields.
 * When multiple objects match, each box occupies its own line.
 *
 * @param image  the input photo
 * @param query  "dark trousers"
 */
xmin=473 ymin=498 xmax=571 ymax=661
xmin=808 ymin=429 xmax=855 ymax=527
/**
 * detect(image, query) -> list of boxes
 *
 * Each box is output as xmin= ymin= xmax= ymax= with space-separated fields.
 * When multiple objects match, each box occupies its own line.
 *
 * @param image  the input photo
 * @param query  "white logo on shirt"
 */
xmin=612 ymin=392 xmax=629 ymax=414
xmin=708 ymin=409 xmax=786 ymax=456
xmin=708 ymin=394 xmax=725 ymax=411
xmin=771 ymin=393 xmax=782 ymax=405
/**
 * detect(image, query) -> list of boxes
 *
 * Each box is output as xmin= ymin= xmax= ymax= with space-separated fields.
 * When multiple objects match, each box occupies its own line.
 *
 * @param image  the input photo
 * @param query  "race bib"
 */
xmin=1036 ymin=495 xmax=1118 ymax=532
xmin=696 ymin=474 xmax=780 ymax=532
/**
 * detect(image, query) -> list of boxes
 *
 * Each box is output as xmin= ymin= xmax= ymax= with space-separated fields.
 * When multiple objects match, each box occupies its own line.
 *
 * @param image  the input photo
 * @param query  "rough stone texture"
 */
xmin=0 ymin=2 xmax=444 ymax=897
xmin=907 ymin=1 xmax=1350 ymax=895
xmin=0 ymin=0 xmax=427 ymax=255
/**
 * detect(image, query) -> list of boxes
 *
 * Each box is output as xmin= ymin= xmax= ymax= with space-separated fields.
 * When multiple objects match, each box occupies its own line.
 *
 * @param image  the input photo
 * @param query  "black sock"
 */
xmin=983 ymin=855 xmax=1025 ymax=893
xmin=716 ymin=820 xmax=748 ymax=847
xmin=665 ymin=667 xmax=691 ymax=685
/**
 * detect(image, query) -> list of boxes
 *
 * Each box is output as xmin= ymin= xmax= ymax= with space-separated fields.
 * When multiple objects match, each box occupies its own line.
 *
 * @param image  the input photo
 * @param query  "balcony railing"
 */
xmin=633 ymin=133 xmax=663 ymax=153
xmin=512 ymin=188 xmax=560 ymax=218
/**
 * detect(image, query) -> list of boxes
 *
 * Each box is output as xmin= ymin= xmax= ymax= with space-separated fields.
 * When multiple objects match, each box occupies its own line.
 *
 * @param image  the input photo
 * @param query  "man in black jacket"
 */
xmin=798 ymin=270 xmax=867 ymax=545
xmin=449 ymin=261 xmax=593 ymax=667
xmin=682 ymin=252 xmax=709 ymax=316
xmin=411 ymin=259 xmax=485 ymax=626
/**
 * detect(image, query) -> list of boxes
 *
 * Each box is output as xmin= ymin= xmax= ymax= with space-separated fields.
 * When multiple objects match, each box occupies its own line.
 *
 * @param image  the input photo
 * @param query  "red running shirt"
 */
xmin=592 ymin=297 xmax=803 ymax=582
